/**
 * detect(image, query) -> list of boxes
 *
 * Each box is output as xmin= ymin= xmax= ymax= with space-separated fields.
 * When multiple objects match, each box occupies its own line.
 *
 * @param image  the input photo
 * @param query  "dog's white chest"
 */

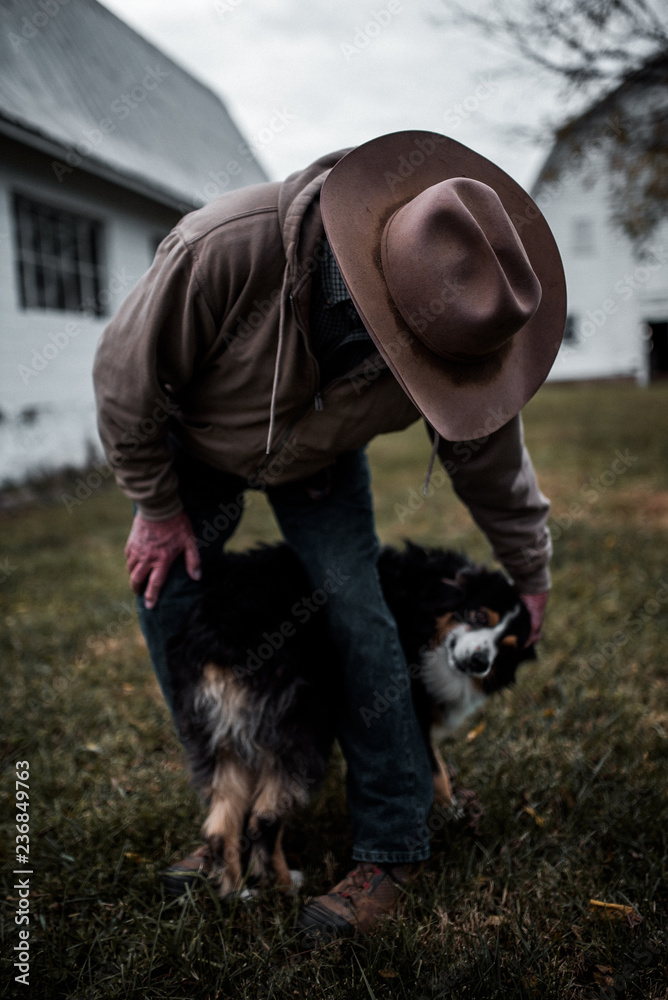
xmin=420 ymin=646 xmax=487 ymax=735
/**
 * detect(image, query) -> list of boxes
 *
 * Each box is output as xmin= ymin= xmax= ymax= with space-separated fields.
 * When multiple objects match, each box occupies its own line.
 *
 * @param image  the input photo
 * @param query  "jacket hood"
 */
xmin=264 ymin=149 xmax=352 ymax=454
xmin=277 ymin=149 xmax=351 ymax=274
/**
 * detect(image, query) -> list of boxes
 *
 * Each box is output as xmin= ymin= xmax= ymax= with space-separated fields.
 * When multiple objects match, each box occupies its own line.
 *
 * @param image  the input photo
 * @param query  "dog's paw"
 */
xmin=288 ymin=869 xmax=305 ymax=893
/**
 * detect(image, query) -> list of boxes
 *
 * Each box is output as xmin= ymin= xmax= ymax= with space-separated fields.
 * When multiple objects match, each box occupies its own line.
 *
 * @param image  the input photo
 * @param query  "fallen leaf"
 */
xmin=522 ymin=806 xmax=545 ymax=826
xmin=466 ymin=721 xmax=486 ymax=742
xmin=378 ymin=969 xmax=398 ymax=979
xmin=589 ymin=899 xmax=641 ymax=923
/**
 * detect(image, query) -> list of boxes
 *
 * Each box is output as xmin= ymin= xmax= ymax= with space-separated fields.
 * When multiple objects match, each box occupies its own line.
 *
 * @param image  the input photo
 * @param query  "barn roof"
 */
xmin=532 ymin=52 xmax=668 ymax=196
xmin=0 ymin=0 xmax=268 ymax=211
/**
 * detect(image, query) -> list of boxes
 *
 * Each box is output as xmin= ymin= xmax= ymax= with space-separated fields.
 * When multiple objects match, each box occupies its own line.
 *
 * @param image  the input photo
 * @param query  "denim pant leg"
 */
xmin=136 ymin=451 xmax=248 ymax=718
xmin=268 ymin=449 xmax=434 ymax=864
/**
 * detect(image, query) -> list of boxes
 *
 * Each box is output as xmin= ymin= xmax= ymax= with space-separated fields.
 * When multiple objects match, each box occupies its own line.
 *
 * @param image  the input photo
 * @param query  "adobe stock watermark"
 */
xmin=38 ymin=602 xmax=138 ymax=707
xmin=546 ymin=449 xmax=638 ymax=543
xmin=402 ymin=794 xmax=462 ymax=855
xmin=222 ymin=288 xmax=283 ymax=358
xmin=221 ymin=239 xmax=328 ymax=357
xmin=384 ymin=134 xmax=447 ymax=195
xmin=60 ymin=396 xmax=181 ymax=513
xmin=392 ymin=406 xmax=521 ymax=521
xmin=74 ymin=601 xmax=137 ymax=669
xmin=232 ymin=567 xmax=351 ymax=680
xmin=589 ymin=937 xmax=665 ymax=999
xmin=509 ymin=116 xmax=626 ymax=241
xmin=195 ymin=491 xmax=248 ymax=550
xmin=0 ymin=558 xmax=18 ymax=584
xmin=216 ymin=234 xmax=328 ymax=363
xmin=60 ymin=463 xmax=115 ymax=514
xmin=393 ymin=466 xmax=450 ymax=523
xmin=51 ymin=65 xmax=171 ymax=182
xmin=582 ymin=577 xmax=668 ymax=682
xmin=184 ymin=109 xmax=297 ymax=206
xmin=443 ymin=77 xmax=498 ymax=130
xmin=213 ymin=0 xmax=244 ymax=14
xmin=560 ymin=245 xmax=668 ymax=360
xmin=340 ymin=1 xmax=403 ymax=60
xmin=359 ymin=651 xmax=428 ymax=728
xmin=7 ymin=0 xmax=71 ymax=51
xmin=16 ymin=268 xmax=133 ymax=385
xmin=535 ymin=114 xmax=626 ymax=215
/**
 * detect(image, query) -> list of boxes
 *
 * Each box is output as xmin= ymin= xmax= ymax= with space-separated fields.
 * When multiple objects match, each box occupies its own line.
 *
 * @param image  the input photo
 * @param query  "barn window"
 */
xmin=572 ymin=217 xmax=594 ymax=256
xmin=563 ymin=314 xmax=578 ymax=345
xmin=12 ymin=193 xmax=106 ymax=315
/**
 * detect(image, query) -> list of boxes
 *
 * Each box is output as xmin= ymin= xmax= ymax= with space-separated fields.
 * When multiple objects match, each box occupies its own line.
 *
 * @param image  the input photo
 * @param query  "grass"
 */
xmin=1 ymin=382 xmax=667 ymax=999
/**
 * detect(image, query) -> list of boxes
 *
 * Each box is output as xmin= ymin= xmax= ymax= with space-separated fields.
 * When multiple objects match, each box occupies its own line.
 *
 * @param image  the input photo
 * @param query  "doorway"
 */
xmin=647 ymin=321 xmax=668 ymax=380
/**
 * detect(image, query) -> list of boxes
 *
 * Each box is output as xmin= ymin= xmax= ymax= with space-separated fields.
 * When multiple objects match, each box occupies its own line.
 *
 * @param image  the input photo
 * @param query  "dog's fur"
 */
xmin=167 ymin=542 xmax=536 ymax=895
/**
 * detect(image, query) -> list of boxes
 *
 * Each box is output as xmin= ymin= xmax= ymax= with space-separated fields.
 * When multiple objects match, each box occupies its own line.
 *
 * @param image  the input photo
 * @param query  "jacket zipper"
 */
xmin=254 ymin=294 xmax=388 ymax=479
xmin=289 ymin=291 xmax=322 ymax=411
xmin=253 ymin=293 xmax=319 ymax=477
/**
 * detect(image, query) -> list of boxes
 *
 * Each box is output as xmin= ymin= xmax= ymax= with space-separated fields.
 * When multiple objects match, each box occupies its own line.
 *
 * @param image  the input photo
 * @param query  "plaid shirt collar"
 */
xmin=320 ymin=239 xmax=352 ymax=306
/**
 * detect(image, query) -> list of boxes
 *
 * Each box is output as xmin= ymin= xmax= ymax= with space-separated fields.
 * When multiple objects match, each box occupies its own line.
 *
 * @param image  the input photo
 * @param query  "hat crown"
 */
xmin=380 ymin=178 xmax=542 ymax=362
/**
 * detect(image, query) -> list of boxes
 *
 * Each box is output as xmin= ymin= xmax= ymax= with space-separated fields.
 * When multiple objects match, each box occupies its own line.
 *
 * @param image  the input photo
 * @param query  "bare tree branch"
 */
xmin=437 ymin=0 xmax=668 ymax=241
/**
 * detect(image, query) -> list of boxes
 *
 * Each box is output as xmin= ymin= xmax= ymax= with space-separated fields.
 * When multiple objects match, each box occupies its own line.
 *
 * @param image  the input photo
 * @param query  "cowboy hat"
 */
xmin=320 ymin=130 xmax=566 ymax=441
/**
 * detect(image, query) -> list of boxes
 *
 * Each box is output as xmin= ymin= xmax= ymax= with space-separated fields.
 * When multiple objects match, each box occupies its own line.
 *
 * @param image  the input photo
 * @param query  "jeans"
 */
xmin=137 ymin=445 xmax=433 ymax=863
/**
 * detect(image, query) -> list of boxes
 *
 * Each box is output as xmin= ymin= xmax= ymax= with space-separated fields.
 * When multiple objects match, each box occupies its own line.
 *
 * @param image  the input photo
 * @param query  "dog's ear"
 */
xmin=441 ymin=567 xmax=478 ymax=594
xmin=455 ymin=567 xmax=474 ymax=588
xmin=438 ymin=573 xmax=469 ymax=611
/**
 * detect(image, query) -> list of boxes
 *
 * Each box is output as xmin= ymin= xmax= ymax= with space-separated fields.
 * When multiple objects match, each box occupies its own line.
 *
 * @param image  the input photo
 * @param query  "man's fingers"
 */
xmin=184 ymin=537 xmax=202 ymax=581
xmin=129 ymin=558 xmax=151 ymax=595
xmin=520 ymin=591 xmax=549 ymax=648
xmin=126 ymin=550 xmax=142 ymax=576
xmin=143 ymin=561 xmax=170 ymax=609
xmin=124 ymin=512 xmax=201 ymax=607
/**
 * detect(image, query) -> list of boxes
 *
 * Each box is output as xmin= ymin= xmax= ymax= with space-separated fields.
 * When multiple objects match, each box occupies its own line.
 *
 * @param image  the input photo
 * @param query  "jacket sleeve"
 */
xmin=93 ymin=230 xmax=218 ymax=520
xmin=436 ymin=414 xmax=552 ymax=593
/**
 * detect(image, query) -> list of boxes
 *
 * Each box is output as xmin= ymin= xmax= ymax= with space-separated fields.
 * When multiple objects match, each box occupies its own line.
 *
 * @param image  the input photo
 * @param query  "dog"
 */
xmin=167 ymin=542 xmax=536 ymax=896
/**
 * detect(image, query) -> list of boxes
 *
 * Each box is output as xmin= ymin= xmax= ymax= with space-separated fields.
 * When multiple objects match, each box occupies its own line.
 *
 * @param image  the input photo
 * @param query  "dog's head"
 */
xmin=434 ymin=565 xmax=536 ymax=692
xmin=419 ymin=560 xmax=537 ymax=733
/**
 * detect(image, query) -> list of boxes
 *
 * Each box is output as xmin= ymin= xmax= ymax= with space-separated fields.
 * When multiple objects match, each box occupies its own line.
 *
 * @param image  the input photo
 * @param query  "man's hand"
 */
xmin=519 ymin=591 xmax=549 ymax=647
xmin=125 ymin=511 xmax=201 ymax=610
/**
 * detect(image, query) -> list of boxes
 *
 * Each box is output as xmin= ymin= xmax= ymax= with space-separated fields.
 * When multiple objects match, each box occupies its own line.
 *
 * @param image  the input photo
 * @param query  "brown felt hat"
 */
xmin=320 ymin=130 xmax=567 ymax=441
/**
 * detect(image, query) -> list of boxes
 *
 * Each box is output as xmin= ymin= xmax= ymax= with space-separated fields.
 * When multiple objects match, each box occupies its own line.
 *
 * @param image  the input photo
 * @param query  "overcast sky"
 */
xmin=101 ymin=0 xmax=564 ymax=191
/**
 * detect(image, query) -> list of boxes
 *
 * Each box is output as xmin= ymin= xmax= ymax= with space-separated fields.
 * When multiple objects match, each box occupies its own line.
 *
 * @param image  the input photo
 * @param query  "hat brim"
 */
xmin=320 ymin=131 xmax=567 ymax=441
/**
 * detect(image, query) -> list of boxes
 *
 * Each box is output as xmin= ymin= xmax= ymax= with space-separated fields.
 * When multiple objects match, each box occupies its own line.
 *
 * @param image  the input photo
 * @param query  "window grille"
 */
xmin=572 ymin=217 xmax=594 ymax=256
xmin=12 ymin=193 xmax=105 ymax=314
xmin=563 ymin=314 xmax=578 ymax=345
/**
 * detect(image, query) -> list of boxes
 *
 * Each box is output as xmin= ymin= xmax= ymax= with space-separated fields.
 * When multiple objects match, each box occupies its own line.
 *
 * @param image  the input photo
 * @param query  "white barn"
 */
xmin=532 ymin=56 xmax=668 ymax=385
xmin=0 ymin=0 xmax=267 ymax=485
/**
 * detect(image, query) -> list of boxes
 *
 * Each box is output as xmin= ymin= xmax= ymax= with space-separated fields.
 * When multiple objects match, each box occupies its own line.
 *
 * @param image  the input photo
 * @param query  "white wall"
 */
xmin=0 ymin=139 xmax=180 ymax=484
xmin=535 ymin=148 xmax=668 ymax=384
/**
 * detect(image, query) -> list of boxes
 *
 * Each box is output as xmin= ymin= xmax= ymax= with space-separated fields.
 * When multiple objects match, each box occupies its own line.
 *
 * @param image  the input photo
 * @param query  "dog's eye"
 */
xmin=461 ymin=608 xmax=489 ymax=626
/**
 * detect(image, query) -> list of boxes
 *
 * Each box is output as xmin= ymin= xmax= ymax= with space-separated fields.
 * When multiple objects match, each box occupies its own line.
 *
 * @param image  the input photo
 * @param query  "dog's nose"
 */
xmin=469 ymin=650 xmax=491 ymax=674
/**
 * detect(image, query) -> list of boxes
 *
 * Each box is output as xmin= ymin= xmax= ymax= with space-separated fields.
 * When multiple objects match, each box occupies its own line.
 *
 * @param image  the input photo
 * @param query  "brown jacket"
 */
xmin=93 ymin=152 xmax=552 ymax=592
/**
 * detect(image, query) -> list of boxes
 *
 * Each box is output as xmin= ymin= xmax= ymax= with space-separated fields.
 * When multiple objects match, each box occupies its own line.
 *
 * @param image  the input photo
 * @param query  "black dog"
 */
xmin=167 ymin=542 xmax=535 ymax=895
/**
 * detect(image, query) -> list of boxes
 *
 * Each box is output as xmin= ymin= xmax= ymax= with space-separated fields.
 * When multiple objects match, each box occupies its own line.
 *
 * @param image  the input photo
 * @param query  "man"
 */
xmin=93 ymin=130 xmax=565 ymax=938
